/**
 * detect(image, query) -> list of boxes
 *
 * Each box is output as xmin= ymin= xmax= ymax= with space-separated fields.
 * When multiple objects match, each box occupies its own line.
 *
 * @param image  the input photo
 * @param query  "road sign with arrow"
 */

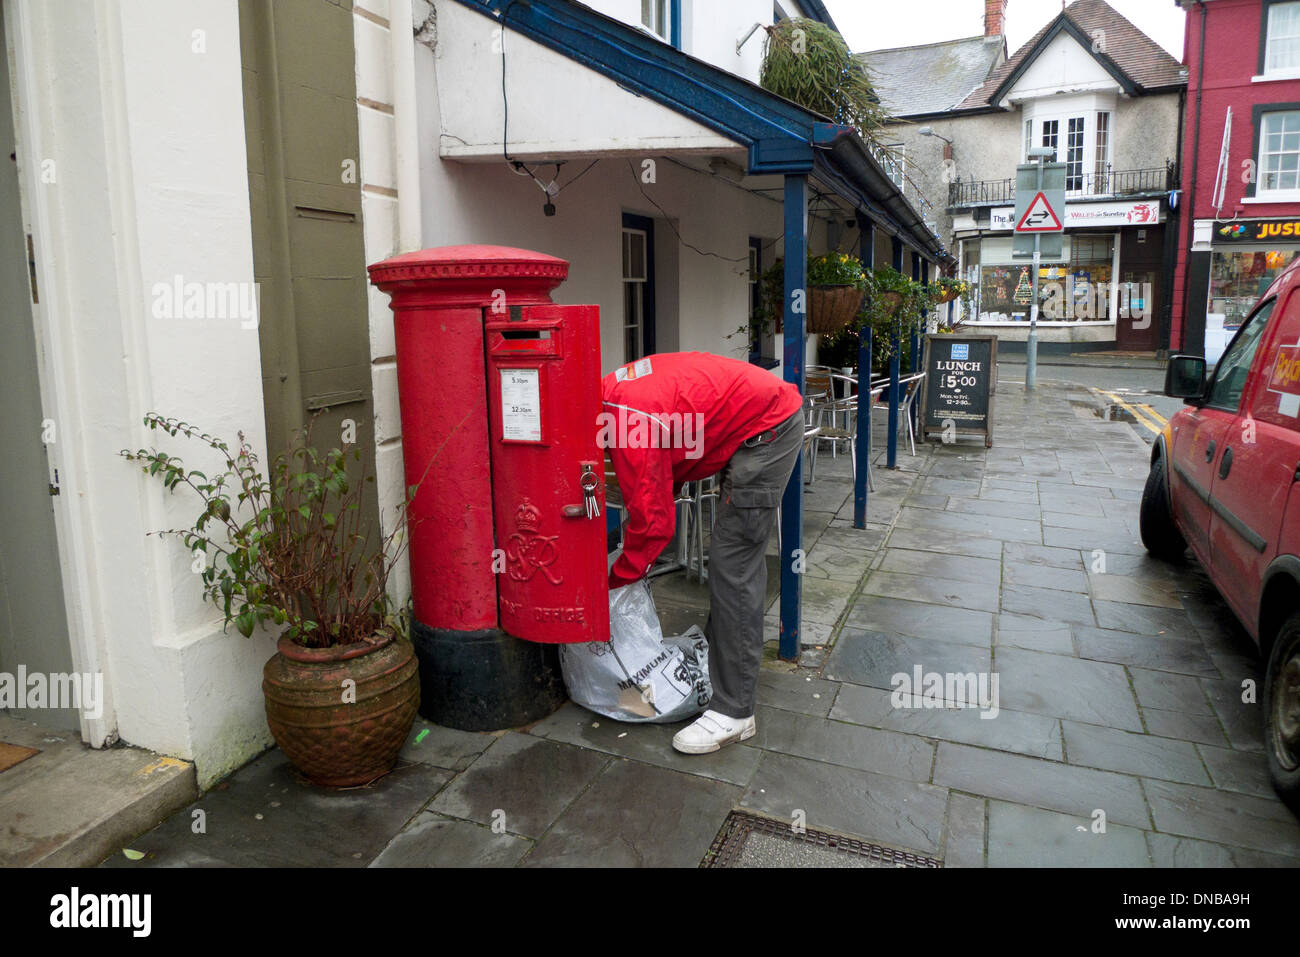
xmin=1016 ymin=191 xmax=1063 ymax=232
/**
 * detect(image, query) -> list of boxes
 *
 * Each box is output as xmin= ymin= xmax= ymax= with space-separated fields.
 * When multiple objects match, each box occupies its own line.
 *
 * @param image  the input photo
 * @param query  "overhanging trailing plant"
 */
xmin=121 ymin=414 xmax=414 ymax=648
xmin=760 ymin=17 xmax=889 ymax=137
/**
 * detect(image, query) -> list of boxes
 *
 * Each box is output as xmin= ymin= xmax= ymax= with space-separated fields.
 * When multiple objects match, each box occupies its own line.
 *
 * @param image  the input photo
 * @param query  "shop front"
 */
xmin=1199 ymin=219 xmax=1300 ymax=364
xmin=953 ymin=198 xmax=1166 ymax=351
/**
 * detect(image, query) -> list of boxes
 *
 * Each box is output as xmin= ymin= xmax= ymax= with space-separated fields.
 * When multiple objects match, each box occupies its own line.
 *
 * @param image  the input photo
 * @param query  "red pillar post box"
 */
xmin=367 ymin=245 xmax=608 ymax=731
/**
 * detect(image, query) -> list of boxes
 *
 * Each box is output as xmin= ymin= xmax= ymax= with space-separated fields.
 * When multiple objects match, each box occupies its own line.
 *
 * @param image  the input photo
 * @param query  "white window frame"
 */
xmin=622 ymin=227 xmax=649 ymax=363
xmin=1256 ymin=109 xmax=1300 ymax=199
xmin=640 ymin=0 xmax=667 ymax=39
xmin=1265 ymin=1 xmax=1300 ymax=76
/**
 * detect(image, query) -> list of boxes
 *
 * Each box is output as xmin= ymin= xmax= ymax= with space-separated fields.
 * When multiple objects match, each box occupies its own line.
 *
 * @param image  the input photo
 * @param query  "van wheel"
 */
xmin=1265 ymin=617 xmax=1300 ymax=814
xmin=1139 ymin=455 xmax=1186 ymax=562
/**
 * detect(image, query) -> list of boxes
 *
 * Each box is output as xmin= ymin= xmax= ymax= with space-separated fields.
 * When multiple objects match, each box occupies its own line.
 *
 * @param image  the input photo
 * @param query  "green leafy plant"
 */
xmin=858 ymin=267 xmax=936 ymax=361
xmin=760 ymin=17 xmax=888 ymax=136
xmin=121 ymin=414 xmax=413 ymax=649
xmin=930 ymin=276 xmax=973 ymax=333
xmin=807 ymin=251 xmax=868 ymax=287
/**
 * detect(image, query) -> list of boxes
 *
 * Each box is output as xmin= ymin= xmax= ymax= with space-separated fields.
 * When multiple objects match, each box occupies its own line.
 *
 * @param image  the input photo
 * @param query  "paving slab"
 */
xmin=826 ymin=629 xmax=993 ymax=692
xmin=1140 ymin=708 xmax=1230 ymax=747
xmin=755 ymin=671 xmax=840 ymax=718
xmin=830 ymin=682 xmax=1062 ymax=760
xmin=1000 ymin=583 xmax=1097 ymax=627
xmin=522 ymin=759 xmax=741 ymax=867
xmin=932 ymin=742 xmax=1151 ymax=828
xmin=740 ymin=751 xmax=948 ymax=855
xmin=428 ymin=732 xmax=609 ymax=838
xmin=844 ymin=595 xmax=993 ymax=647
xmin=398 ymin=718 xmax=494 ymax=771
xmin=1001 ymin=541 xmax=1086 ymax=570
xmin=861 ymin=569 xmax=1001 ymax=613
xmin=1197 ymin=744 xmax=1276 ymax=800
xmin=1003 ymin=561 xmax=1089 ymax=594
xmin=992 ymin=647 xmax=1142 ymax=732
xmin=370 ymin=813 xmax=532 ymax=867
xmin=1072 ymin=625 xmax=1219 ymax=678
xmin=1143 ymin=778 xmax=1300 ymax=858
xmin=1201 ymin=677 xmax=1266 ymax=752
xmin=1092 ymin=600 xmax=1201 ymax=641
xmin=1145 ymin=831 xmax=1300 ymax=867
xmin=1062 ymin=721 xmax=1211 ymax=785
xmin=525 ymin=702 xmax=761 ymax=787
xmin=886 ymin=525 xmax=1004 ymax=560
xmin=876 ymin=547 xmax=1002 ymax=585
xmin=943 ymin=793 xmax=987 ymax=867
xmin=995 ymin=613 xmax=1075 ymax=655
xmin=751 ymin=703 xmax=936 ymax=781
xmin=986 ymin=800 xmax=1151 ymax=868
xmin=1128 ymin=667 xmax=1214 ymax=715
xmin=100 ymin=749 xmax=450 ymax=868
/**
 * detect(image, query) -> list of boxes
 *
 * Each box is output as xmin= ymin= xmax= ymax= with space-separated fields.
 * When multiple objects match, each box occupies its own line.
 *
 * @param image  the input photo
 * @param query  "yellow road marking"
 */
xmin=1090 ymin=387 xmax=1164 ymax=436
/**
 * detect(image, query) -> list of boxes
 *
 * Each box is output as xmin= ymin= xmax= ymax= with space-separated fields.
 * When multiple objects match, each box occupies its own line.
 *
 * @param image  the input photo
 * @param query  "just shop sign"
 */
xmin=1215 ymin=218 xmax=1300 ymax=242
xmin=991 ymin=200 xmax=1161 ymax=230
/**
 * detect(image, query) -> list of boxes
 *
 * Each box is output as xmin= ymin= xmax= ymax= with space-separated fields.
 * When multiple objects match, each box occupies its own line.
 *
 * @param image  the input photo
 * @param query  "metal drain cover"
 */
xmin=701 ymin=811 xmax=942 ymax=868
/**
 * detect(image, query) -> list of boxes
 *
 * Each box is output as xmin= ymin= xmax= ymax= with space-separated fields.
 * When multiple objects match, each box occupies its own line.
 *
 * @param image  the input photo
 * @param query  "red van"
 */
xmin=1142 ymin=259 xmax=1300 ymax=812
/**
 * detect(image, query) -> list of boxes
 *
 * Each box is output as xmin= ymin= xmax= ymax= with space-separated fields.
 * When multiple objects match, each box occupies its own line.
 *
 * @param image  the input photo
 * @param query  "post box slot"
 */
xmin=500 ymin=330 xmax=550 ymax=340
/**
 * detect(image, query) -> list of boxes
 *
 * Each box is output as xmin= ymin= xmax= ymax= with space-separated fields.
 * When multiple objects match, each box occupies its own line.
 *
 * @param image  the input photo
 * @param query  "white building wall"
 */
xmin=11 ymin=0 xmax=274 ymax=786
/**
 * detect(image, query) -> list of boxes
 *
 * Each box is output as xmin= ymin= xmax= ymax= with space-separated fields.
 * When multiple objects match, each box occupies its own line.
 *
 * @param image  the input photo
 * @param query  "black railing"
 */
xmin=948 ymin=164 xmax=1177 ymax=208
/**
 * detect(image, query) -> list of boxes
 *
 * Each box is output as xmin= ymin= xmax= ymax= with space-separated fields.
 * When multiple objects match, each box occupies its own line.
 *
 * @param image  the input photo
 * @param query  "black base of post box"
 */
xmin=409 ymin=619 xmax=567 ymax=731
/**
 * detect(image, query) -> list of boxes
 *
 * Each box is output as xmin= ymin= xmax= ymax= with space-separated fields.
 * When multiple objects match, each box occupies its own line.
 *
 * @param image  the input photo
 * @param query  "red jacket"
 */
xmin=602 ymin=352 xmax=803 ymax=588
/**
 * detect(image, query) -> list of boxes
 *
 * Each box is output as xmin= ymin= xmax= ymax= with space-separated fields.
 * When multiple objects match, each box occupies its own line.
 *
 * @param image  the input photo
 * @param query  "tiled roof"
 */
xmin=953 ymin=0 xmax=1186 ymax=111
xmin=858 ymin=35 xmax=1006 ymax=118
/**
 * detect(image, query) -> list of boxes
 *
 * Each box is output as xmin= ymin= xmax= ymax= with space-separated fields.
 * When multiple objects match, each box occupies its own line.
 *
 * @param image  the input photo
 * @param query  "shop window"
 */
xmin=1266 ymin=2 xmax=1300 ymax=74
xmin=1208 ymin=249 xmax=1298 ymax=354
xmin=1258 ymin=110 xmax=1300 ymax=194
xmin=1068 ymin=235 xmax=1114 ymax=321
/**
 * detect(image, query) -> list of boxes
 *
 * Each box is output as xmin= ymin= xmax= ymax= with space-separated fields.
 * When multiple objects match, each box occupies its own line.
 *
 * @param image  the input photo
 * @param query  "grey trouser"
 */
xmin=705 ymin=409 xmax=804 ymax=719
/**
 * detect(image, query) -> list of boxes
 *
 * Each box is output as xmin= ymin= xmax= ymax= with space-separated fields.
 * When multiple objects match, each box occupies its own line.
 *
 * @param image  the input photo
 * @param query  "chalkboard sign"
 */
xmin=918 ymin=334 xmax=997 ymax=448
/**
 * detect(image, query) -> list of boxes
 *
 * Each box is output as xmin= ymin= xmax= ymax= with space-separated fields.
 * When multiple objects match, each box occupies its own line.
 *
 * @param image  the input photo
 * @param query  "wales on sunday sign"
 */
xmin=918 ymin=334 xmax=998 ymax=448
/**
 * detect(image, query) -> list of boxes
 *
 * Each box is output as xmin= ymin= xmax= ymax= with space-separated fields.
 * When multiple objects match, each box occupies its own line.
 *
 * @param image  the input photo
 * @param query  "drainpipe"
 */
xmin=1178 ymin=0 xmax=1208 ymax=353
xmin=391 ymin=0 xmax=422 ymax=252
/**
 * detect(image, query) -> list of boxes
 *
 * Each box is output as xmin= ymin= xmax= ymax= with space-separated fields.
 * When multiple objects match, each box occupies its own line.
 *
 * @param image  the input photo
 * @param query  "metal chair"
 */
xmin=869 ymin=372 xmax=927 ymax=459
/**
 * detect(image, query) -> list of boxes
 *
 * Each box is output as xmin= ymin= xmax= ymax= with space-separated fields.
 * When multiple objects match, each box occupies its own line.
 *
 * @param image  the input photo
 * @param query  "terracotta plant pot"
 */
xmin=808 ymin=284 xmax=864 ymax=334
xmin=263 ymin=631 xmax=420 ymax=787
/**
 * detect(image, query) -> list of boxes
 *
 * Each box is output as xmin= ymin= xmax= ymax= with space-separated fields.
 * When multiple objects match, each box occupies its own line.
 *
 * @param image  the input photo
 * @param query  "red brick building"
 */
xmin=1174 ymin=0 xmax=1300 ymax=361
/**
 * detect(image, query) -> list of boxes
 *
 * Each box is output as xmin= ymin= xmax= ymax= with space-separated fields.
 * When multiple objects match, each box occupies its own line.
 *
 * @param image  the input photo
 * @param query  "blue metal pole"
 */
xmin=887 ymin=236 xmax=903 ymax=469
xmin=779 ymin=174 xmax=807 ymax=662
xmin=910 ymin=254 xmax=922 ymax=432
xmin=853 ymin=220 xmax=874 ymax=528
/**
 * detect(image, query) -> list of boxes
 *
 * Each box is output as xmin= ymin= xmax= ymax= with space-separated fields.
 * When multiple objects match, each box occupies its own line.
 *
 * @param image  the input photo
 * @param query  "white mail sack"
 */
xmin=558 ymin=578 xmax=712 ymax=723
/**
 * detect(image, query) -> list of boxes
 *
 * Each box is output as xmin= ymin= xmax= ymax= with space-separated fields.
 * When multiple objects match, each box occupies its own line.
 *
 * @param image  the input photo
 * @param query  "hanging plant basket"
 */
xmin=934 ymin=289 xmax=960 ymax=304
xmin=808 ymin=284 xmax=864 ymax=334
xmin=874 ymin=291 xmax=904 ymax=316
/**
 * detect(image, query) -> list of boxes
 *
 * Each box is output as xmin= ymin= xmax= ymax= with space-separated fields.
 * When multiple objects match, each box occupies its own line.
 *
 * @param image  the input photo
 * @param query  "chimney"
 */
xmin=984 ymin=0 xmax=1007 ymax=36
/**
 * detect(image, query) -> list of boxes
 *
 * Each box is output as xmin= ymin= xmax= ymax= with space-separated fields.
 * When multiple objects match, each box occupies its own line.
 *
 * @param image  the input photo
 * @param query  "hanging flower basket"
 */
xmin=934 ymin=288 xmax=960 ymax=304
xmin=874 ymin=290 xmax=904 ymax=316
xmin=808 ymin=284 xmax=864 ymax=334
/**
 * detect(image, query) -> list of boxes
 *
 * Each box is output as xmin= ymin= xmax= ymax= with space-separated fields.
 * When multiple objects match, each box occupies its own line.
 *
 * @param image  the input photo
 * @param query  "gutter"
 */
xmin=392 ymin=0 xmax=422 ymax=252
xmin=817 ymin=126 xmax=953 ymax=264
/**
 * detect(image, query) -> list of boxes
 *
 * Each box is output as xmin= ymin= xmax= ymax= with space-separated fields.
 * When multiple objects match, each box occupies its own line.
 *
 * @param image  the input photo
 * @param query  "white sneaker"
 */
xmin=672 ymin=710 xmax=756 ymax=754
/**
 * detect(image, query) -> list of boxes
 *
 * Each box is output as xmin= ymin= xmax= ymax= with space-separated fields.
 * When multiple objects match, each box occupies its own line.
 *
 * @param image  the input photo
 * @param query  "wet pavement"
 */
xmin=101 ymin=377 xmax=1300 ymax=868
